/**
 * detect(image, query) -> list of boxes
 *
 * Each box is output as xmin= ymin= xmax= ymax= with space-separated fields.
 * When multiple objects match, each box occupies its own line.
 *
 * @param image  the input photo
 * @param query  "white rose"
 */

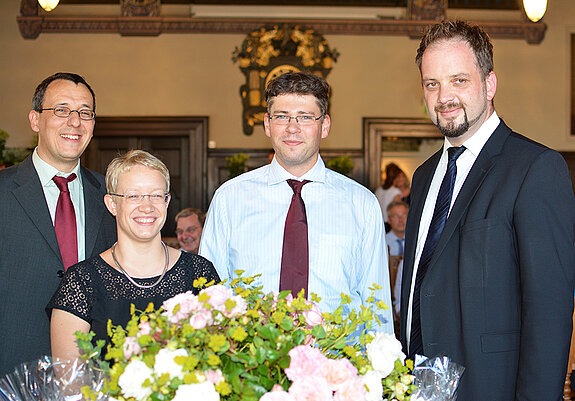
xmin=154 ymin=348 xmax=188 ymax=379
xmin=118 ymin=360 xmax=153 ymax=401
xmin=361 ymin=369 xmax=384 ymax=401
xmin=172 ymin=382 xmax=220 ymax=401
xmin=366 ymin=332 xmax=405 ymax=378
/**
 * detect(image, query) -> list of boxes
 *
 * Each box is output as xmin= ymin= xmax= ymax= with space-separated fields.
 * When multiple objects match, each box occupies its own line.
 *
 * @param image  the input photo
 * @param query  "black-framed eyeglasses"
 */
xmin=268 ymin=114 xmax=323 ymax=126
xmin=39 ymin=106 xmax=96 ymax=120
xmin=109 ymin=193 xmax=170 ymax=204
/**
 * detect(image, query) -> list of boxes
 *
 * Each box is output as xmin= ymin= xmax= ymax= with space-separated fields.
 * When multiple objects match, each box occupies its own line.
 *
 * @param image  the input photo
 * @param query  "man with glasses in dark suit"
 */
xmin=400 ymin=20 xmax=575 ymax=400
xmin=0 ymin=72 xmax=116 ymax=375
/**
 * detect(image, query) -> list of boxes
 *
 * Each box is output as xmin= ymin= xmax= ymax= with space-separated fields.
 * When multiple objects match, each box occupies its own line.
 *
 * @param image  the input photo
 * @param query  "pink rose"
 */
xmin=138 ymin=321 xmax=152 ymax=336
xmin=320 ymin=358 xmax=358 ymax=391
xmin=202 ymin=285 xmax=234 ymax=312
xmin=162 ymin=291 xmax=202 ymax=323
xmin=285 ymin=345 xmax=328 ymax=382
xmin=288 ymin=376 xmax=332 ymax=401
xmin=123 ymin=336 xmax=141 ymax=359
xmin=260 ymin=390 xmax=295 ymax=401
xmin=189 ymin=309 xmax=213 ymax=329
xmin=222 ymin=295 xmax=248 ymax=318
xmin=302 ymin=303 xmax=324 ymax=327
xmin=205 ymin=369 xmax=225 ymax=385
xmin=333 ymin=377 xmax=366 ymax=401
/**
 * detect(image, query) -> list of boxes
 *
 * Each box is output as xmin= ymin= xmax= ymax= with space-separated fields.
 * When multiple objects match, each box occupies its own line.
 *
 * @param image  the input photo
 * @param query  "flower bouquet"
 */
xmin=78 ymin=273 xmax=416 ymax=401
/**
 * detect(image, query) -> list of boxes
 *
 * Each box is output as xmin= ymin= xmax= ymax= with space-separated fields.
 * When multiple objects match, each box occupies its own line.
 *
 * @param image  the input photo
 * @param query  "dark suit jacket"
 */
xmin=0 ymin=155 xmax=116 ymax=375
xmin=400 ymin=121 xmax=575 ymax=401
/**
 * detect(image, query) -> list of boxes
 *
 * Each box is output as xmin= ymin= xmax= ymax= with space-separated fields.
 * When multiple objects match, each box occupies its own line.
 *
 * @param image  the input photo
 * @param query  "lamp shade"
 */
xmin=523 ymin=0 xmax=547 ymax=22
xmin=38 ymin=0 xmax=60 ymax=12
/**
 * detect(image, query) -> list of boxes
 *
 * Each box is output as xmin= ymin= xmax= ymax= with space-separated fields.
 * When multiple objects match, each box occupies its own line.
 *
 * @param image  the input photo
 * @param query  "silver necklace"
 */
xmin=111 ymin=241 xmax=169 ymax=289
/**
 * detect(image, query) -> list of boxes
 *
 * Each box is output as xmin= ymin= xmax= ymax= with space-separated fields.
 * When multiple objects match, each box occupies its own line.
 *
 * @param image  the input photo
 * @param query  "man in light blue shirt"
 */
xmin=200 ymin=72 xmax=393 ymax=333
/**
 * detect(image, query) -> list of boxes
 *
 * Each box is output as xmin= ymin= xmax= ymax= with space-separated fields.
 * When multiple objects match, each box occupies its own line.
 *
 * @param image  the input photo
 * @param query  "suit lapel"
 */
xmin=81 ymin=167 xmax=107 ymax=258
xmin=403 ymin=150 xmax=441 ymax=268
xmin=11 ymin=157 xmax=62 ymax=263
xmin=401 ymin=149 xmax=442 ymax=332
xmin=427 ymin=121 xmax=511 ymax=271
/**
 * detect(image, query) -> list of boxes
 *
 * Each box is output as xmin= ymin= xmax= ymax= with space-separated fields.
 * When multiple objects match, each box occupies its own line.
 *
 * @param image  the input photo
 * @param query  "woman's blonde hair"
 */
xmin=105 ymin=149 xmax=170 ymax=193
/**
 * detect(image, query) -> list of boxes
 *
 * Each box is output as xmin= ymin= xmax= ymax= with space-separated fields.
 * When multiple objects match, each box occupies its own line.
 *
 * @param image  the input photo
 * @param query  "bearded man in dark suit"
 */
xmin=400 ymin=20 xmax=575 ymax=400
xmin=0 ymin=72 xmax=116 ymax=375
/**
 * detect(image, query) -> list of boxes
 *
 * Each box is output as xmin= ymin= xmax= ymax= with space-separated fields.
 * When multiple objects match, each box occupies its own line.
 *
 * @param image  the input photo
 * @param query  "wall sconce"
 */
xmin=38 ymin=0 xmax=60 ymax=12
xmin=523 ymin=0 xmax=547 ymax=22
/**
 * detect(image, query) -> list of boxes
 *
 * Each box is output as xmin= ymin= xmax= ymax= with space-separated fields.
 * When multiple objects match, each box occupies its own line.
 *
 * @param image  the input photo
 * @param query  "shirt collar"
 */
xmin=32 ymin=147 xmax=83 ymax=187
xmin=442 ymin=111 xmax=500 ymax=158
xmin=267 ymin=155 xmax=327 ymax=186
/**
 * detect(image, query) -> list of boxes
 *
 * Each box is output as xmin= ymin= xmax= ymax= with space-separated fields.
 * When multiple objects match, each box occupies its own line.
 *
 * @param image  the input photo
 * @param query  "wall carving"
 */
xmin=232 ymin=24 xmax=338 ymax=135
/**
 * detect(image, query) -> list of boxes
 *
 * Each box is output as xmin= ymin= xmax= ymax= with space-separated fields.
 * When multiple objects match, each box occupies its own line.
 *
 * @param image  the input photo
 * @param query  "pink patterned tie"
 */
xmin=53 ymin=174 xmax=78 ymax=270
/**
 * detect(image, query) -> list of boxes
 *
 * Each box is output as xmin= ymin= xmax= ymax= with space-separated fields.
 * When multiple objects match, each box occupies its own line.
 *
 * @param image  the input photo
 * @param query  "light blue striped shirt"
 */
xmin=200 ymin=156 xmax=393 ymax=333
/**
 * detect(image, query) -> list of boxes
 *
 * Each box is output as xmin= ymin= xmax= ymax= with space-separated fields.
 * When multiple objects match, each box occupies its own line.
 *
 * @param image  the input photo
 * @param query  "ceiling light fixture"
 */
xmin=38 ymin=0 xmax=60 ymax=12
xmin=523 ymin=0 xmax=547 ymax=23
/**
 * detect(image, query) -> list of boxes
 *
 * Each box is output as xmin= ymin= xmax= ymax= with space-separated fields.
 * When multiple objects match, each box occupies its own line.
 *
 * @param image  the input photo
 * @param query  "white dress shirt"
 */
xmin=200 ymin=156 xmax=394 ymax=333
xmin=32 ymin=148 xmax=86 ymax=262
xmin=405 ymin=112 xmax=500 ymax=345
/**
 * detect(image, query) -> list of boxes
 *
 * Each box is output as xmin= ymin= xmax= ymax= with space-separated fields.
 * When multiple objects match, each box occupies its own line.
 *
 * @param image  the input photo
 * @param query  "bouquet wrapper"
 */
xmin=410 ymin=355 xmax=465 ymax=401
xmin=0 ymin=357 xmax=107 ymax=401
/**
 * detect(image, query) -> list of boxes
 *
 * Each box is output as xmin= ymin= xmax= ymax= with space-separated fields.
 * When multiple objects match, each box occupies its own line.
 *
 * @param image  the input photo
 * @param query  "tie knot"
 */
xmin=447 ymin=146 xmax=466 ymax=162
xmin=53 ymin=173 xmax=77 ymax=193
xmin=287 ymin=179 xmax=311 ymax=195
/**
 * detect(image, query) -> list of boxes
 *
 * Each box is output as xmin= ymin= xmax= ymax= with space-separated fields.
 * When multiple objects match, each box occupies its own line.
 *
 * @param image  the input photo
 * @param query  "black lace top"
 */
xmin=46 ymin=252 xmax=220 ymax=344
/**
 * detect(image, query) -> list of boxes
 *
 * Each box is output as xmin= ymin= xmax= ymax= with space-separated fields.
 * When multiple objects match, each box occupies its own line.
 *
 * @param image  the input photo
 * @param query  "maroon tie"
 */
xmin=53 ymin=174 xmax=78 ymax=270
xmin=280 ymin=179 xmax=311 ymax=298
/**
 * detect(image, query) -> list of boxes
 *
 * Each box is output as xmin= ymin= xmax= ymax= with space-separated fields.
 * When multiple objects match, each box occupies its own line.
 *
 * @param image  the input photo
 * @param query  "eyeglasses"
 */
xmin=268 ymin=114 xmax=323 ymax=126
xmin=389 ymin=214 xmax=408 ymax=219
xmin=109 ymin=193 xmax=170 ymax=204
xmin=39 ymin=106 xmax=96 ymax=120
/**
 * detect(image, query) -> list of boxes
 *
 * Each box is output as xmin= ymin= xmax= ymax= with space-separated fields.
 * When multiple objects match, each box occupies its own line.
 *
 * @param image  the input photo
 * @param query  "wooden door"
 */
xmin=83 ymin=116 xmax=208 ymax=237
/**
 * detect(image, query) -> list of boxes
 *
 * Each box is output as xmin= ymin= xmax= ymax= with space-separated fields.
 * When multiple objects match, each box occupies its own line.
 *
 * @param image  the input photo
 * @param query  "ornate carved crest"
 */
xmin=233 ymin=24 xmax=338 ymax=135
xmin=121 ymin=0 xmax=161 ymax=17
xmin=408 ymin=0 xmax=447 ymax=21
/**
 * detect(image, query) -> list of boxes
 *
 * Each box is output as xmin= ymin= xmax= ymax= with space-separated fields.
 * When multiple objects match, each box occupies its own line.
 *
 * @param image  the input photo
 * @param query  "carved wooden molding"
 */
xmin=17 ymin=15 xmax=546 ymax=43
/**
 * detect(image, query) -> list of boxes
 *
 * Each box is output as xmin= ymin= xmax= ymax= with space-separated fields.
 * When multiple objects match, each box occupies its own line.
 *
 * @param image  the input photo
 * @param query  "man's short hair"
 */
xmin=265 ymin=72 xmax=330 ymax=116
xmin=387 ymin=200 xmax=409 ymax=213
xmin=175 ymin=208 xmax=206 ymax=227
xmin=415 ymin=20 xmax=494 ymax=80
xmin=105 ymin=150 xmax=170 ymax=194
xmin=32 ymin=72 xmax=96 ymax=112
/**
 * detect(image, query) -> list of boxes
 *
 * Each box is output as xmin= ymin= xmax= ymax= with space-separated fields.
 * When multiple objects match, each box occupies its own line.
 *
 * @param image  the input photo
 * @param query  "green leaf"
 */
xmin=256 ymin=345 xmax=267 ymax=364
xmin=279 ymin=317 xmax=293 ymax=331
xmin=257 ymin=325 xmax=281 ymax=341
xmin=266 ymin=348 xmax=280 ymax=362
xmin=311 ymin=325 xmax=326 ymax=339
xmin=292 ymin=329 xmax=306 ymax=345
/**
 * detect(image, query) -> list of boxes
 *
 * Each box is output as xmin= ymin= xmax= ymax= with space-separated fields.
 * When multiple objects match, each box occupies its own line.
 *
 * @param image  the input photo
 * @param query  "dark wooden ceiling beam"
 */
xmin=17 ymin=15 xmax=546 ymax=43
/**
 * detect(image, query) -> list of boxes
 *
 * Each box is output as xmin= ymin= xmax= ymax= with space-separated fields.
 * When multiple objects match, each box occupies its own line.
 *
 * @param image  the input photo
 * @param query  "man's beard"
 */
xmin=434 ymin=103 xmax=469 ymax=138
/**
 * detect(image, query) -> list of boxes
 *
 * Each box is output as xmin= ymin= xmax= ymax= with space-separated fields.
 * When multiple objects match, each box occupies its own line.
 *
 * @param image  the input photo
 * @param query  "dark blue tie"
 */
xmin=409 ymin=146 xmax=466 ymax=358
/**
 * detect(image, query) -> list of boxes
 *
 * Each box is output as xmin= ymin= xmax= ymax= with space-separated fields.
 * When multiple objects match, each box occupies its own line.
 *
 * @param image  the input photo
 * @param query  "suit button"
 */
xmin=57 ymin=270 xmax=64 ymax=278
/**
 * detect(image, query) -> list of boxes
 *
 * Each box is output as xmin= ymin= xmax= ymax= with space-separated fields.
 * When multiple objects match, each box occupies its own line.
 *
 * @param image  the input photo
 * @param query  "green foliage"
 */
xmin=0 ymin=129 xmax=32 ymax=166
xmin=326 ymin=155 xmax=354 ymax=176
xmin=225 ymin=153 xmax=250 ymax=179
